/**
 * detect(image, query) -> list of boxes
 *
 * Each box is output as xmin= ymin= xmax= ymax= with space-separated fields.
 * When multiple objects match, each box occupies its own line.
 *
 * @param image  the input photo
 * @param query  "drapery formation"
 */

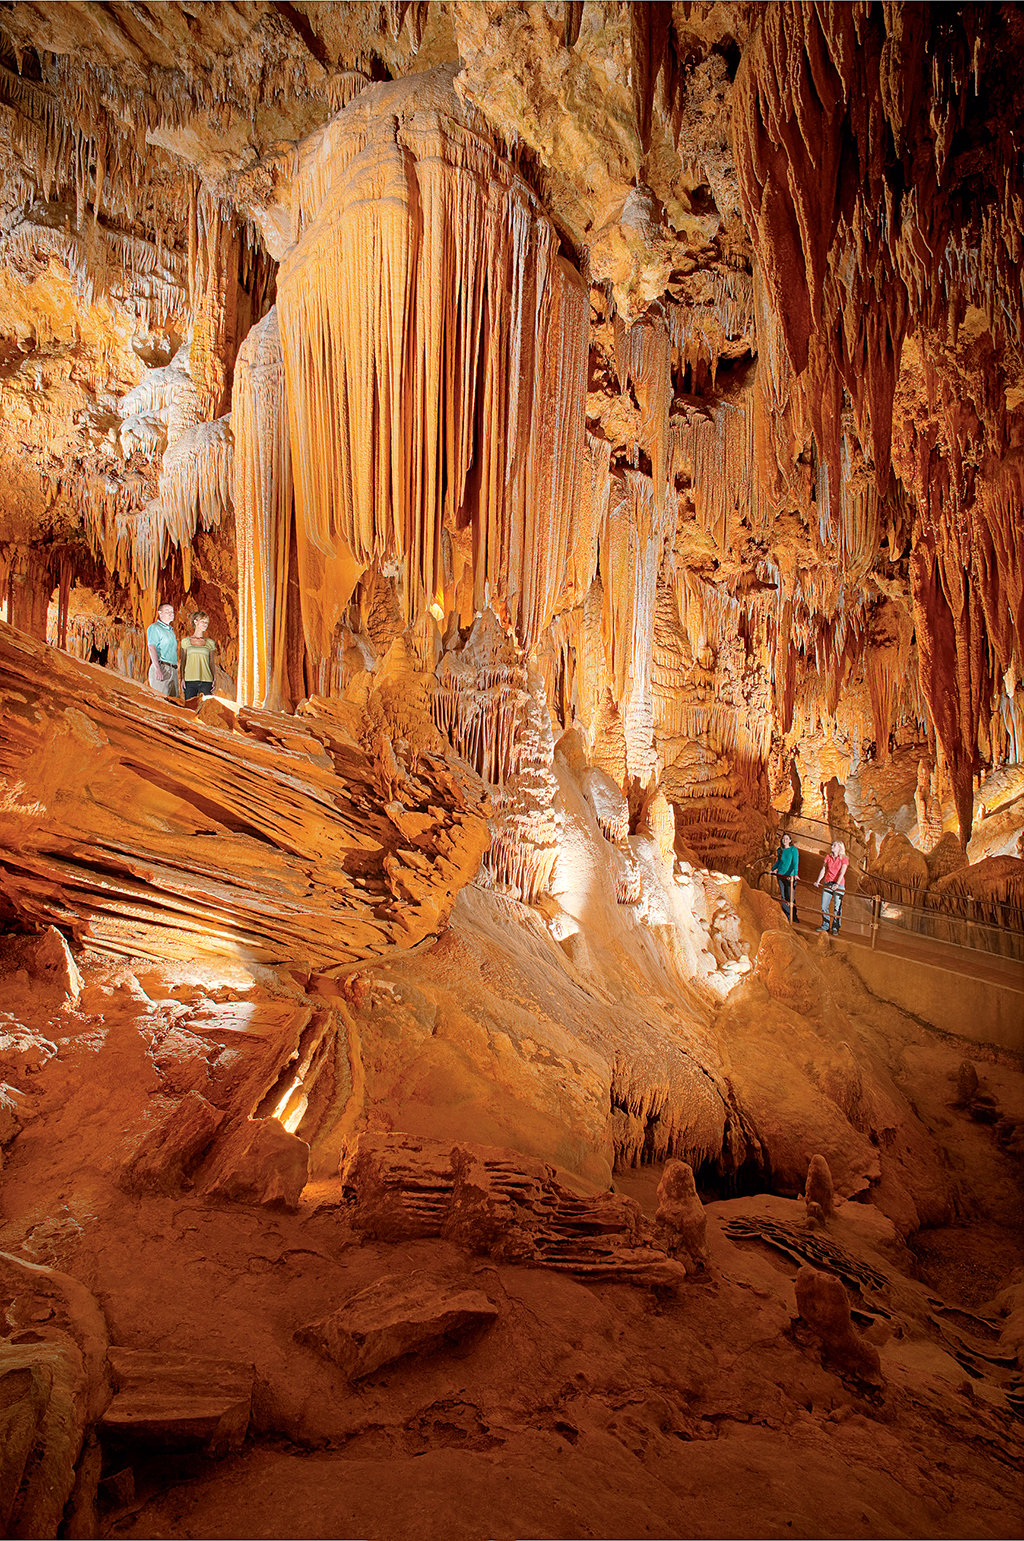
xmin=275 ymin=69 xmax=589 ymax=655
xmin=232 ymin=307 xmax=294 ymax=710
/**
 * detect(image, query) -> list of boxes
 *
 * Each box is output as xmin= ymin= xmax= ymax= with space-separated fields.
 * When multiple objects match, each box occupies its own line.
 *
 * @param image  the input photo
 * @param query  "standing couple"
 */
xmin=146 ymin=602 xmax=217 ymax=703
xmin=770 ymin=832 xmax=849 ymax=934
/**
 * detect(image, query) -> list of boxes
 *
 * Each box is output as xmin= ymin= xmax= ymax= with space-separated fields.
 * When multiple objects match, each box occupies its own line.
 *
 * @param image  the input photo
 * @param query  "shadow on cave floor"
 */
xmin=909 ymin=1221 xmax=1024 ymax=1309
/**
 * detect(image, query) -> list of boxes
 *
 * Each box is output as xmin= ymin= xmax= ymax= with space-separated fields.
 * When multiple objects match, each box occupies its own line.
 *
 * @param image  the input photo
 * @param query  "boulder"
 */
xmin=0 ymin=927 xmax=83 ymax=1008
xmin=201 ymin=1117 xmax=309 ymax=1209
xmin=101 ymin=1348 xmax=254 ymax=1458
xmin=120 ymin=1091 xmax=225 ymax=1195
xmin=296 ymin=1270 xmax=499 ymax=1381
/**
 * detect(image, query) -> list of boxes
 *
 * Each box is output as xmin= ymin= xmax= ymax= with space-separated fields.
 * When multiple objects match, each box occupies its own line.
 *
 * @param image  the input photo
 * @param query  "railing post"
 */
xmin=870 ymin=894 xmax=880 ymax=950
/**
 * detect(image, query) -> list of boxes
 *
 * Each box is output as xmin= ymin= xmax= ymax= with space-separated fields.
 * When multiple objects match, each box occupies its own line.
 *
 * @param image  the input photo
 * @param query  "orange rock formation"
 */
xmin=0 ymin=5 xmax=1022 ymax=1540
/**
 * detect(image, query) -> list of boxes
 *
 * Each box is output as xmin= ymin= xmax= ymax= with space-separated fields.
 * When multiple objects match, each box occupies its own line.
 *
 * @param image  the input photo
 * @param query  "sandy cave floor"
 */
xmin=0 ymin=935 xmax=1022 ymax=1541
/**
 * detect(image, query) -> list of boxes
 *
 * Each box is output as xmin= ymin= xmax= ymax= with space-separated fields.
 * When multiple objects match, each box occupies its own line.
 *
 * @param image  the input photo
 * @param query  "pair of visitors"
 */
xmin=146 ymin=603 xmax=216 ymax=702
xmin=814 ymin=841 xmax=849 ymax=934
xmin=770 ymin=832 xmax=799 ymax=922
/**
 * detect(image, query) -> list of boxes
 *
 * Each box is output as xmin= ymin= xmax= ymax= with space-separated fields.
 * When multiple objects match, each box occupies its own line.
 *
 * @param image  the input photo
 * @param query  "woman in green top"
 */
xmin=181 ymin=610 xmax=216 ymax=702
xmin=770 ymin=832 xmax=800 ymax=923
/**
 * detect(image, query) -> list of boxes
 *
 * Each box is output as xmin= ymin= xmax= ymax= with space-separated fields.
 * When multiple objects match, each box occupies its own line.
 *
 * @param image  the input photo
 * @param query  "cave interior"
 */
xmin=0 ymin=4 xmax=1022 ymax=1539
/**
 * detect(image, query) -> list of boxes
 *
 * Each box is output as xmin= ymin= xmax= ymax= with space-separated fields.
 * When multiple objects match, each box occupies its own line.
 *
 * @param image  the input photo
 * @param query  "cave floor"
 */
xmin=1 ymin=939 xmax=1022 ymax=1541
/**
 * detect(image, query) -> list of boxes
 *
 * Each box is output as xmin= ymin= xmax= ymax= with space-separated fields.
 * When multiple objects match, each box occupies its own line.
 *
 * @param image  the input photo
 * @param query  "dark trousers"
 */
xmin=776 ymin=875 xmax=797 ymax=921
xmin=184 ymin=680 xmax=214 ymax=701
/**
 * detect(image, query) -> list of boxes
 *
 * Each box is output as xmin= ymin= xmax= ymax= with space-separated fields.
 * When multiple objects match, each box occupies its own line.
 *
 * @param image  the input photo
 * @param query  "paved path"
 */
xmin=780 ymin=905 xmax=1024 ymax=993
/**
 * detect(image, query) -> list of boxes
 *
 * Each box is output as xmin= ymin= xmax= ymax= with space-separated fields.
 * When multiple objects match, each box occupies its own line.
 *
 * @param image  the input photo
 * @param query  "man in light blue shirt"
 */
xmin=146 ymin=602 xmax=179 ymax=698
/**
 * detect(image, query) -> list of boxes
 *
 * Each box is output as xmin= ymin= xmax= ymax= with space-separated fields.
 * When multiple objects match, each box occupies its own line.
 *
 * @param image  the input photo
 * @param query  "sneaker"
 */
xmin=830 ymin=920 xmax=840 ymax=935
xmin=820 ymin=921 xmax=830 ymax=932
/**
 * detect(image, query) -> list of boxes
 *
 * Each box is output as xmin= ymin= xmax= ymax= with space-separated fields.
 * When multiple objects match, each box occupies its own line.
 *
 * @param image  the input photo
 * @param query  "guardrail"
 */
xmin=754 ymin=872 xmax=1024 ymax=966
xmin=770 ymin=813 xmax=1024 ymax=935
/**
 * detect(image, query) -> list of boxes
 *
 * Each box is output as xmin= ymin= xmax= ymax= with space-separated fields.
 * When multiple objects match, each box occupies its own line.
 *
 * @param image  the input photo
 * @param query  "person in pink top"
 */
xmin=814 ymin=840 xmax=849 ymax=934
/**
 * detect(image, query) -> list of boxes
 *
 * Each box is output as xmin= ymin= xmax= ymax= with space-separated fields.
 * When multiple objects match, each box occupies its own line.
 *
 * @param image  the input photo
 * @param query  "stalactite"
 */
xmin=232 ymin=308 xmax=294 ymax=710
xmin=668 ymin=269 xmax=755 ymax=394
xmin=276 ymin=69 xmax=588 ymax=651
xmin=615 ymin=309 xmax=671 ymax=514
xmin=190 ymin=189 xmax=242 ymax=421
xmin=671 ymin=398 xmax=765 ymax=550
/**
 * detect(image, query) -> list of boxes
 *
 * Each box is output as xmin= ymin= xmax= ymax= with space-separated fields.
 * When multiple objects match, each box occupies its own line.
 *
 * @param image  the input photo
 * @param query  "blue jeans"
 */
xmin=776 ymin=875 xmax=797 ymax=921
xmin=821 ymin=886 xmax=843 ymax=926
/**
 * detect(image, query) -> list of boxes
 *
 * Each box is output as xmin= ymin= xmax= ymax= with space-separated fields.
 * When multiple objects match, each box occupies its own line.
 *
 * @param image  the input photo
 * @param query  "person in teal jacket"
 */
xmin=770 ymin=832 xmax=800 ymax=922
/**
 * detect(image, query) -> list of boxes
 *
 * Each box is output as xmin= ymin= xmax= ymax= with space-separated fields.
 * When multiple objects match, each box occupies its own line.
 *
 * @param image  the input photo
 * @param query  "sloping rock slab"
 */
xmin=297 ymin=1271 xmax=498 ymax=1381
xmin=101 ymin=1348 xmax=254 ymax=1457
xmin=120 ymin=1091 xmax=225 ymax=1195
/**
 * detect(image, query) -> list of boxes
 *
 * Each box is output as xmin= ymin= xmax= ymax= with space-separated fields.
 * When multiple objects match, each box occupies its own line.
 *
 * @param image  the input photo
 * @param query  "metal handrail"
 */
xmin=767 ymin=818 xmax=1024 ymax=933
xmin=755 ymin=871 xmax=1024 ymax=965
xmin=861 ymin=869 xmax=1024 ymax=931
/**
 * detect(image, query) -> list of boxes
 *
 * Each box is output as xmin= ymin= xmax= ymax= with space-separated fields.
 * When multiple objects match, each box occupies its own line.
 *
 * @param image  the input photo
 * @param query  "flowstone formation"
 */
xmin=0 ymin=5 xmax=1023 ymax=1540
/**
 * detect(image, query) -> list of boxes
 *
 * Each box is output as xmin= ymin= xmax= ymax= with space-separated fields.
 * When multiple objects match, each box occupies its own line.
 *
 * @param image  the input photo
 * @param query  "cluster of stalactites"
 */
xmin=81 ymin=343 xmax=233 ymax=611
xmin=430 ymin=609 xmax=560 ymax=904
xmin=432 ymin=609 xmax=530 ymax=791
xmin=0 ymin=202 xmax=188 ymax=331
xmin=732 ymin=3 xmax=1024 ymax=838
xmin=276 ymin=70 xmax=588 ymax=653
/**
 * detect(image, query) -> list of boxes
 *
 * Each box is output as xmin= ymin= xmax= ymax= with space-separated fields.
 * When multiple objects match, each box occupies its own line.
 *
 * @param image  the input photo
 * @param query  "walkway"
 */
xmin=780 ymin=889 xmax=1024 ymax=992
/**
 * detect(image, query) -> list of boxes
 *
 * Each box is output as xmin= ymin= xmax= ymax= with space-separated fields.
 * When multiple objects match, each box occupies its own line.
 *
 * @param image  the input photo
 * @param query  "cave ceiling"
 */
xmin=0 ymin=1 xmax=1021 ymax=853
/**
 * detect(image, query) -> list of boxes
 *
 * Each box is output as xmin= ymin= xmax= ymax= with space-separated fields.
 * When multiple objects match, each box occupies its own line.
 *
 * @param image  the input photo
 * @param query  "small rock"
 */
xmin=0 ymin=1030 xmax=57 ymax=1079
xmin=101 ymin=1348 xmax=254 ymax=1458
xmin=195 ymin=696 xmax=237 ymax=732
xmin=120 ymin=1091 xmax=225 ymax=1195
xmin=0 ymin=1085 xmax=22 ymax=1147
xmin=804 ymin=1199 xmax=827 ymax=1230
xmin=296 ymin=1270 xmax=499 ymax=1381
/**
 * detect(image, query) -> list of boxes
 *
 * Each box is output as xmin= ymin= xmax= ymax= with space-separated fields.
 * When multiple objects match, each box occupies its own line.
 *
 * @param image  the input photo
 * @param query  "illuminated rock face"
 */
xmin=0 ymin=8 xmax=1023 ymax=1538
